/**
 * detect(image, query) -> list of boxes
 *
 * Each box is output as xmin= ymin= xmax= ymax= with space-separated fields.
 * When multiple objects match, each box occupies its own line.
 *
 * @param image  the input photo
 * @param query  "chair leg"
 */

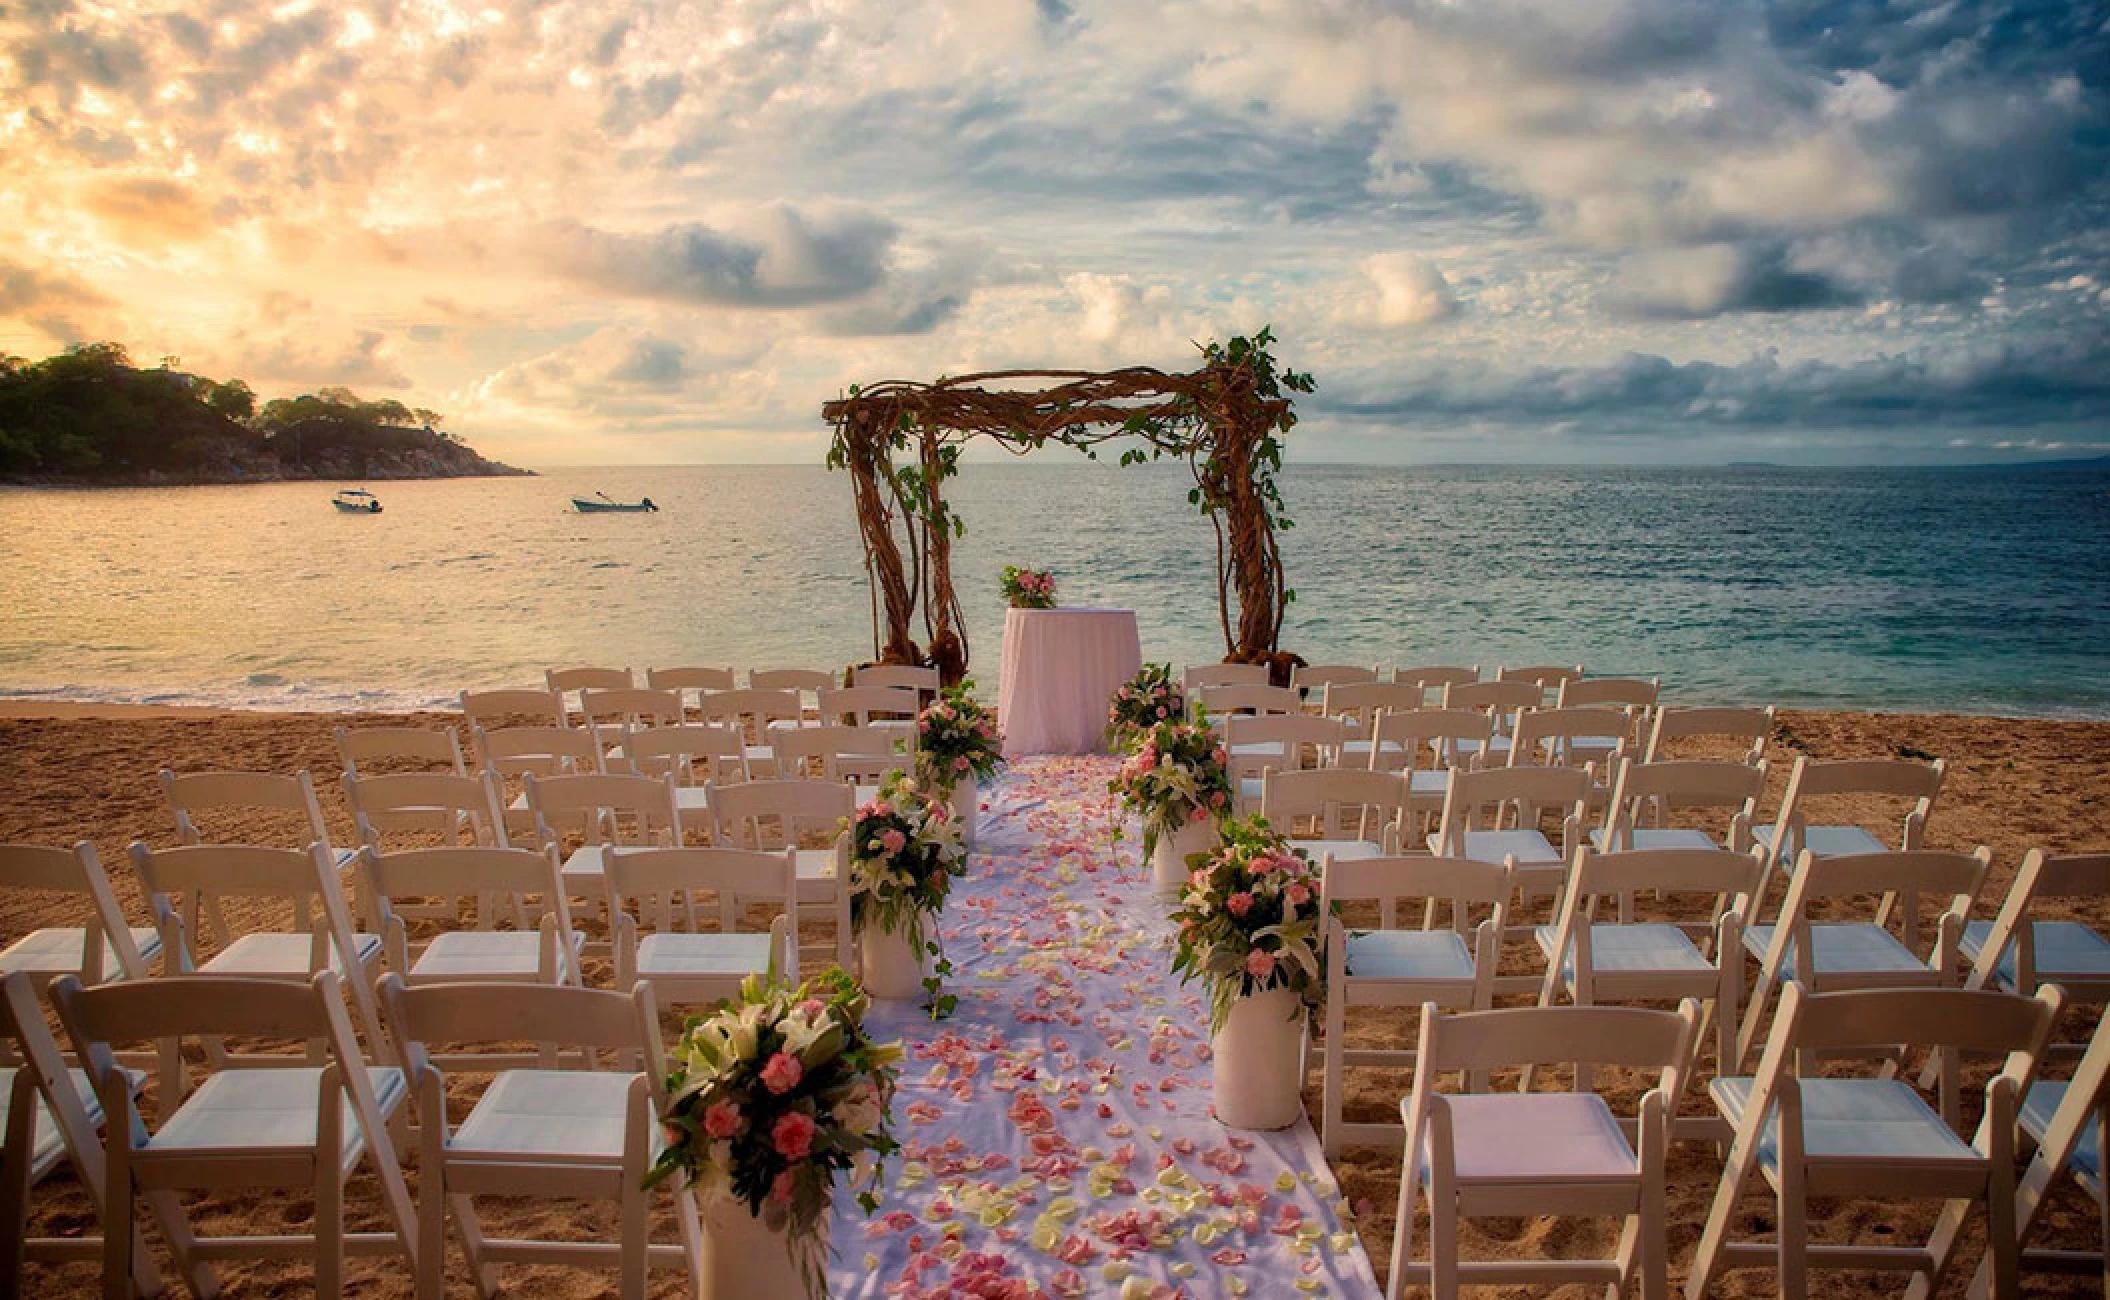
xmin=1385 ymin=1149 xmax=1419 ymax=1300
xmin=675 ymin=1185 xmax=706 ymax=1281
xmin=1986 ymin=1177 xmax=2019 ymax=1300
xmin=1429 ymin=1184 xmax=1459 ymax=1299
xmin=449 ymin=1194 xmax=499 ymax=1299
xmin=102 ymin=1125 xmax=131 ymax=1300
xmin=1777 ymin=1161 xmax=1808 ymax=1300
xmin=416 ymin=1170 xmax=446 ymax=1300
xmin=315 ymin=1164 xmax=344 ymax=1299
xmin=619 ymin=1175 xmax=648 ymax=1300
xmin=0 ymin=1083 xmax=33 ymax=1295
xmin=1322 ymin=993 xmax=1344 ymax=1157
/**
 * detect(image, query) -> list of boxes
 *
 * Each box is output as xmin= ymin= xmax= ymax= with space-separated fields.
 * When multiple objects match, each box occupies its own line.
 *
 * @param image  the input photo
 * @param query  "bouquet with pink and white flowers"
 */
xmin=1108 ymin=713 xmax=1233 ymax=859
xmin=912 ymin=681 xmax=1005 ymax=791
xmin=1000 ymin=564 xmax=1057 ymax=609
xmin=847 ymin=769 xmax=969 ymax=953
xmin=1168 ymin=815 xmax=1331 ymax=1033
xmin=653 ymin=969 xmax=903 ymax=1297
xmin=1106 ymin=661 xmax=1186 ymax=751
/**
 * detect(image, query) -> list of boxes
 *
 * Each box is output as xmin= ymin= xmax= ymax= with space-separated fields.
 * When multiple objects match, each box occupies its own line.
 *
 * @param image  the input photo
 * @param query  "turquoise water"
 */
xmin=1 ymin=462 xmax=2105 ymax=717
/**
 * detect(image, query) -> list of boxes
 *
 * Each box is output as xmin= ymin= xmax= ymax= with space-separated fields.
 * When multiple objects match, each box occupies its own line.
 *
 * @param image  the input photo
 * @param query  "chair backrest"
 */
xmin=615 ymin=723 xmax=748 ymax=784
xmin=1223 ymin=714 xmax=1344 ymax=773
xmin=1440 ymin=678 xmax=1543 ymax=718
xmin=460 ymin=688 xmax=567 ymax=730
xmin=1495 ymin=663 xmax=1585 ymax=703
xmin=344 ymin=769 xmax=505 ymax=847
xmin=1506 ymin=705 xmax=1637 ymax=767
xmin=1435 ymin=764 xmax=1591 ymax=842
xmin=1557 ymin=676 xmax=1660 ymax=710
xmin=547 ymin=666 xmax=634 ymax=696
xmin=605 ymin=846 xmax=798 ymax=933
xmin=131 ymin=840 xmax=358 ymax=956
xmin=1600 ymin=756 xmax=1765 ymax=849
xmin=1183 ymin=663 xmax=1271 ymax=690
xmin=707 ymin=779 xmax=854 ymax=850
xmin=335 ymin=725 xmax=468 ymax=779
xmin=770 ymin=725 xmax=903 ymax=782
xmin=1966 ymin=851 xmax=2110 ymax=996
xmin=361 ymin=844 xmax=573 ymax=941
xmin=1320 ymin=853 xmax=1511 ymax=933
xmin=1199 ymin=683 xmax=1301 ymax=718
xmin=748 ymin=668 xmax=834 ymax=692
xmin=379 ymin=975 xmax=664 ymax=1080
xmin=853 ymin=664 xmax=941 ymax=692
xmin=1411 ymin=1001 xmax=1698 ymax=1098
xmin=522 ymin=772 xmax=680 ymax=848
xmin=1366 ymin=708 xmax=1494 ymax=773
xmin=698 ymin=688 xmax=803 ymax=738
xmin=817 ymin=685 xmax=920 ymax=727
xmin=1390 ymin=665 xmax=1481 ymax=704
xmin=578 ymin=687 xmax=685 ymax=730
xmin=473 ymin=723 xmax=599 ymax=778
xmin=1563 ymin=846 xmax=1767 ymax=927
xmin=1641 ymin=705 xmax=1774 ymax=765
xmin=1292 ymin=664 xmax=1378 ymax=693
xmin=1261 ymin=768 xmax=1408 ymax=842
xmin=1772 ymin=846 xmax=1990 ymax=969
xmin=0 ymin=968 xmax=111 ymax=1193
xmin=0 ymin=841 xmax=153 ymax=983
xmin=162 ymin=768 xmax=331 ymax=850
xmin=645 ymin=665 xmax=737 ymax=695
xmin=1321 ymin=681 xmax=1425 ymax=730
xmin=1768 ymin=754 xmax=1945 ymax=858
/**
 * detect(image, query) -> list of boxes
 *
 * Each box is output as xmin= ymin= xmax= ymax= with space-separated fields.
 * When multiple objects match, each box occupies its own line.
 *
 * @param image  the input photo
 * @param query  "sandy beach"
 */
xmin=4 ymin=702 xmax=2107 ymax=1297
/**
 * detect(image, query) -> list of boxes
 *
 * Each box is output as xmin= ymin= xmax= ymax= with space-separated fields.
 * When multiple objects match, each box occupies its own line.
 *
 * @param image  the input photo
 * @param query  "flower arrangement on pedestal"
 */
xmin=653 ymin=969 xmax=903 ymax=1298
xmin=912 ymin=681 xmax=1004 ymax=797
xmin=1106 ymin=662 xmax=1186 ymax=751
xmin=1108 ymin=713 xmax=1232 ymax=859
xmin=1168 ymin=816 xmax=1331 ymax=1130
xmin=847 ymin=769 xmax=970 ymax=1014
xmin=999 ymin=564 xmax=1057 ymax=609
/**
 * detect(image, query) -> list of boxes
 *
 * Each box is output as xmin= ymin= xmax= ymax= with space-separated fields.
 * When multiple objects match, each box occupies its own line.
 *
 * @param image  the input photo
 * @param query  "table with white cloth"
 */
xmin=997 ymin=607 xmax=1142 ymax=757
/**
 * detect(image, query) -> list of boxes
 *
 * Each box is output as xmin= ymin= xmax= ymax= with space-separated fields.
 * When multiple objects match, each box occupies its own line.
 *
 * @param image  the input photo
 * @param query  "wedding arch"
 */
xmin=823 ymin=330 xmax=1312 ymax=685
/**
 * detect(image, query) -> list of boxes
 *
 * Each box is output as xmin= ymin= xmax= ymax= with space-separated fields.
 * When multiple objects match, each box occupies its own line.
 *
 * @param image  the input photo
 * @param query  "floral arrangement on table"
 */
xmin=1106 ymin=662 xmax=1186 ymax=751
xmin=653 ymin=969 xmax=904 ymax=1297
xmin=847 ymin=768 xmax=970 ymax=1015
xmin=912 ymin=681 xmax=1005 ymax=791
xmin=999 ymin=564 xmax=1057 ymax=609
xmin=1107 ymin=711 xmax=1232 ymax=858
xmin=1168 ymin=815 xmax=1330 ymax=1033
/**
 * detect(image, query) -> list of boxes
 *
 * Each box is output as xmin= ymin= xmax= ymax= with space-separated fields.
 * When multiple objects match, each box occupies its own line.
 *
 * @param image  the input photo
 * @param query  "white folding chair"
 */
xmin=770 ymin=724 xmax=906 ymax=796
xmin=378 ymin=976 xmax=700 ymax=1300
xmin=0 ymin=842 xmax=159 ymax=991
xmin=0 ymin=971 xmax=161 ymax=1297
xmin=612 ymin=723 xmax=750 ymax=833
xmin=1428 ymin=764 xmax=1588 ymax=990
xmin=1323 ymin=680 xmax=1425 ymax=764
xmin=1224 ymin=713 xmax=1345 ymax=813
xmin=816 ymin=685 xmax=919 ymax=730
xmin=1641 ymin=704 xmax=1773 ymax=766
xmin=344 ymin=769 xmax=506 ymax=852
xmin=1753 ymin=754 xmax=1944 ymax=873
xmin=643 ymin=666 xmax=736 ymax=720
xmin=1388 ymin=1000 xmax=1699 ymax=1299
xmin=1319 ymin=853 xmax=1507 ymax=1154
xmin=1183 ymin=663 xmax=1270 ymax=691
xmin=52 ymin=970 xmax=419 ymax=1300
xmin=706 ymin=779 xmax=854 ymax=970
xmin=162 ymin=766 xmax=352 ymax=874
xmin=1557 ymin=676 xmax=1661 ymax=712
xmin=1593 ymin=756 xmax=1764 ymax=856
xmin=521 ymin=772 xmax=681 ymax=928
xmin=1506 ymin=703 xmax=1638 ymax=774
xmin=335 ymin=725 xmax=469 ymax=779
xmin=747 ymin=668 xmax=832 ymax=724
xmin=1364 ymin=708 xmax=1494 ymax=841
xmin=852 ymin=663 xmax=940 ymax=692
xmin=1735 ymin=847 xmax=1991 ymax=1077
xmin=579 ymin=688 xmax=685 ymax=768
xmin=1957 ymin=849 xmax=2110 ymax=1006
xmin=1390 ymin=665 xmax=1480 ymax=706
xmin=698 ymin=688 xmax=804 ymax=774
xmin=1494 ymin=662 xmax=1585 ymax=705
xmin=1439 ymin=678 xmax=1543 ymax=765
xmin=547 ymin=666 xmax=633 ymax=725
xmin=606 ymin=846 xmax=798 ymax=1008
xmin=1260 ymin=767 xmax=1408 ymax=860
xmin=1198 ymin=682 xmax=1301 ymax=723
xmin=460 ymin=688 xmax=567 ymax=732
xmin=362 ymin=844 xmax=581 ymax=987
xmin=1688 ymin=984 xmax=2060 ymax=1300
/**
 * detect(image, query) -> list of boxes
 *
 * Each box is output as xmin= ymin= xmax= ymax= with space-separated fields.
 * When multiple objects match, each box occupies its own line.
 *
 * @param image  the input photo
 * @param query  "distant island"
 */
xmin=0 ymin=342 xmax=530 ymax=485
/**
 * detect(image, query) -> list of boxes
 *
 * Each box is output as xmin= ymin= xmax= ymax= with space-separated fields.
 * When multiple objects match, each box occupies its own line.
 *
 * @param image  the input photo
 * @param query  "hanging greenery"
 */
xmin=823 ymin=330 xmax=1312 ymax=685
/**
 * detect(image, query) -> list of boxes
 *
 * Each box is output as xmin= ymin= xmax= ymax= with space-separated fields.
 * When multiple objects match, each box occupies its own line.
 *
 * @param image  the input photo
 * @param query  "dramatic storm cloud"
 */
xmin=3 ymin=0 xmax=2105 ymax=464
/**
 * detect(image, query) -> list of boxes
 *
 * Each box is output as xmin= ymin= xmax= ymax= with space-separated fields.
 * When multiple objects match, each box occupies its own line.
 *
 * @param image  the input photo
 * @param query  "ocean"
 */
xmin=3 ymin=462 xmax=2106 ymax=718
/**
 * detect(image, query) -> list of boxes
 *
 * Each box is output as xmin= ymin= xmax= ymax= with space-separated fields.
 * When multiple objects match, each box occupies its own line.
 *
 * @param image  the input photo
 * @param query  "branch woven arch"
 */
xmin=823 ymin=331 xmax=1312 ymax=685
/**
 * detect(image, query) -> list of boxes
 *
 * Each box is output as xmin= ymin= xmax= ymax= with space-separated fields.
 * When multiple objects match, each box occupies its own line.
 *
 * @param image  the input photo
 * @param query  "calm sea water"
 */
xmin=2 ymin=463 xmax=2106 ymax=718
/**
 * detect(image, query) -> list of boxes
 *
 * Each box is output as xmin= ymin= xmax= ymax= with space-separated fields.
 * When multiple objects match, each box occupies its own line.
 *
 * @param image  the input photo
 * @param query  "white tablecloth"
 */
xmin=997 ymin=607 xmax=1142 ymax=757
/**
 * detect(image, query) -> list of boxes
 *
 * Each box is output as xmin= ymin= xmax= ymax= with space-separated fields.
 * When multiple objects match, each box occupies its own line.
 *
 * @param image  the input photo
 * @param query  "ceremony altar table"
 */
xmin=998 ymin=607 xmax=1142 ymax=757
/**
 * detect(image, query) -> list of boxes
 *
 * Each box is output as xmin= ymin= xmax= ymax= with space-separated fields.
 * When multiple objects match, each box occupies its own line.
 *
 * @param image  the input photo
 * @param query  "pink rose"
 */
xmin=1250 ymin=854 xmax=1276 ymax=875
xmin=1188 ymin=807 xmax=1210 ymax=824
xmin=880 ymin=828 xmax=907 ymax=856
xmin=1285 ymin=882 xmax=1311 ymax=906
xmin=1155 ymin=706 xmax=1168 ymax=718
xmin=761 ymin=1051 xmax=804 ymax=1094
xmin=1226 ymin=892 xmax=1254 ymax=917
xmin=703 ymin=1101 xmax=744 ymax=1138
xmin=1210 ymin=792 xmax=1227 ymax=809
xmin=1244 ymin=950 xmax=1277 ymax=980
xmin=772 ymin=1110 xmax=817 ymax=1160
xmin=954 ymin=755 xmax=970 ymax=772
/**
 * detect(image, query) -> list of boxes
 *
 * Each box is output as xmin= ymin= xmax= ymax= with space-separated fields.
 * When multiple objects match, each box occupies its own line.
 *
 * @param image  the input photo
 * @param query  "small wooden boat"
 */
xmin=332 ymin=488 xmax=383 ymax=513
xmin=572 ymin=493 xmax=659 ymax=513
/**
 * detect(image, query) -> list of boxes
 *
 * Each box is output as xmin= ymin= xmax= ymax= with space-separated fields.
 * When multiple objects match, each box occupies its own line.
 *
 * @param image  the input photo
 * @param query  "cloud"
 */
xmin=0 ymin=258 xmax=110 ymax=316
xmin=236 ymin=329 xmax=410 ymax=390
xmin=81 ymin=176 xmax=213 ymax=244
xmin=535 ymin=206 xmax=897 ymax=308
xmin=1609 ymin=243 xmax=1859 ymax=319
xmin=1361 ymin=253 xmax=1459 ymax=328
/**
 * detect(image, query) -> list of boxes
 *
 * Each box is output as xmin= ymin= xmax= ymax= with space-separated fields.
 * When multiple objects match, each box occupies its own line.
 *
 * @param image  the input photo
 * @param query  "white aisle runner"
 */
xmin=828 ymin=757 xmax=1381 ymax=1298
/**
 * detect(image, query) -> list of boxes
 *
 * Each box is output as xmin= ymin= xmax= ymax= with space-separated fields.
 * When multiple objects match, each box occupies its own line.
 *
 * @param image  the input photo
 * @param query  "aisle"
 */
xmin=828 ymin=757 xmax=1381 ymax=1298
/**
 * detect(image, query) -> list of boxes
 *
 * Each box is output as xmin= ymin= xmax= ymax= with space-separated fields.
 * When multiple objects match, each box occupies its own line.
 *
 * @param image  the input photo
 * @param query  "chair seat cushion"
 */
xmin=1752 ymin=823 xmax=1889 ymax=863
xmin=635 ymin=932 xmax=774 ymax=977
xmin=2019 ymin=1082 xmax=2101 ymax=1190
xmin=1740 ymin=923 xmax=1928 ymax=980
xmin=1710 ymin=1076 xmax=1981 ymax=1175
xmin=1429 ymin=1093 xmax=1637 ymax=1183
xmin=673 ymin=787 xmax=711 ymax=815
xmin=413 ymin=930 xmax=581 ymax=981
xmin=200 ymin=931 xmax=381 ymax=977
xmin=1959 ymin=920 xmax=2110 ymax=989
xmin=1341 ymin=740 xmax=1409 ymax=761
xmin=1295 ymin=838 xmax=1380 ymax=865
xmin=1344 ymin=929 xmax=1475 ymax=982
xmin=1535 ymin=923 xmax=1711 ymax=978
xmin=1428 ymin=829 xmax=1562 ymax=867
xmin=1586 ymin=827 xmax=1721 ymax=853
xmin=0 ymin=1066 xmax=107 ymax=1179
xmin=453 ymin=1069 xmax=645 ymax=1161
xmin=0 ymin=927 xmax=162 ymax=981
xmin=153 ymin=1066 xmax=405 ymax=1166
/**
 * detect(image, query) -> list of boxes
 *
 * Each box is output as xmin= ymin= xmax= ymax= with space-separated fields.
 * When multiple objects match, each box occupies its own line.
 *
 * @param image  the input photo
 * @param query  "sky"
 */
xmin=3 ymin=0 xmax=2108 ymax=468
